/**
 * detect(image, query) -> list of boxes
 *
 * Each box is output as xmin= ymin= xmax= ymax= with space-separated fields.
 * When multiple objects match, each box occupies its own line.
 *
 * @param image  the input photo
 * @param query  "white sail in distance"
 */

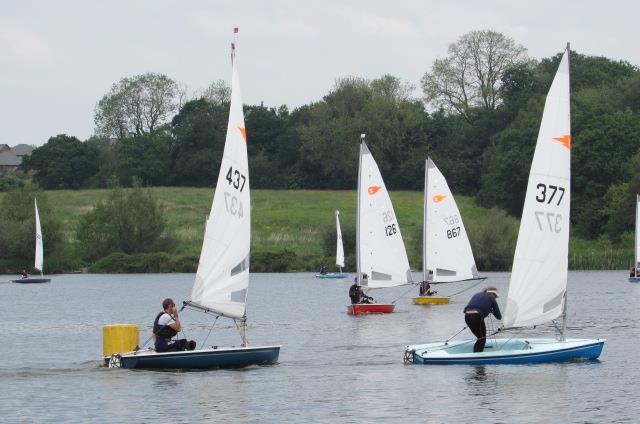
xmin=504 ymin=47 xmax=571 ymax=328
xmin=357 ymin=141 xmax=412 ymax=288
xmin=190 ymin=45 xmax=250 ymax=319
xmin=34 ymin=198 xmax=43 ymax=273
xmin=423 ymin=158 xmax=479 ymax=283
xmin=335 ymin=210 xmax=345 ymax=269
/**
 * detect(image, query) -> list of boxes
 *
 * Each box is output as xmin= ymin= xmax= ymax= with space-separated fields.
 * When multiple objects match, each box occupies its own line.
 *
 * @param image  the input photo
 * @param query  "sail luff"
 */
xmin=422 ymin=159 xmax=429 ymax=282
xmin=635 ymin=194 xmax=640 ymax=275
xmin=503 ymin=46 xmax=571 ymax=328
xmin=34 ymin=198 xmax=43 ymax=273
xmin=356 ymin=138 xmax=364 ymax=286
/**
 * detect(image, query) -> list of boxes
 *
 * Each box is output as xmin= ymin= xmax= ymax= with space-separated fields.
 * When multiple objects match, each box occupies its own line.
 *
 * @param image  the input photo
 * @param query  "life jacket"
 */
xmin=153 ymin=311 xmax=177 ymax=339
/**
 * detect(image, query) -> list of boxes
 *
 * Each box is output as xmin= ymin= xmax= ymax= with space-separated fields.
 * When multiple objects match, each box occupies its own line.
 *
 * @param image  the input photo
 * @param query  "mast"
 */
xmin=356 ymin=134 xmax=365 ymax=286
xmin=422 ymin=158 xmax=429 ymax=282
xmin=633 ymin=194 xmax=640 ymax=277
xmin=559 ymin=42 xmax=571 ymax=341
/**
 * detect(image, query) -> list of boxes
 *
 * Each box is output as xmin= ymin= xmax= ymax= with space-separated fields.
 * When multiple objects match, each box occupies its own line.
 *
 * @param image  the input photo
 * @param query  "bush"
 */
xmin=467 ymin=208 xmax=519 ymax=271
xmin=251 ymin=249 xmax=298 ymax=272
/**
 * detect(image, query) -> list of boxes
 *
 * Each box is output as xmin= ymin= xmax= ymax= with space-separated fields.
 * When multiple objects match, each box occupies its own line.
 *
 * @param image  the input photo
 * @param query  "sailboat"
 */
xmin=12 ymin=198 xmax=50 ymax=284
xmin=114 ymin=33 xmax=280 ymax=370
xmin=316 ymin=210 xmax=349 ymax=279
xmin=404 ymin=45 xmax=605 ymax=364
xmin=348 ymin=135 xmax=413 ymax=315
xmin=630 ymin=194 xmax=640 ymax=282
xmin=413 ymin=158 xmax=484 ymax=305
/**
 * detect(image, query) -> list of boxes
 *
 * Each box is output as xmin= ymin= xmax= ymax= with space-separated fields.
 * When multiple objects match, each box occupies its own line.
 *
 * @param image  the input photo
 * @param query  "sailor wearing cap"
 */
xmin=464 ymin=286 xmax=502 ymax=353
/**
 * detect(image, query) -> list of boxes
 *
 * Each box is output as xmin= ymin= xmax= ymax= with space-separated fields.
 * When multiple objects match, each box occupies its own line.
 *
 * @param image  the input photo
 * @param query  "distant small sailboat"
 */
xmin=348 ymin=135 xmax=413 ymax=315
xmin=630 ymin=194 xmax=640 ymax=282
xmin=405 ymin=45 xmax=605 ymax=364
xmin=316 ymin=210 xmax=349 ymax=279
xmin=113 ymin=31 xmax=279 ymax=369
xmin=413 ymin=158 xmax=484 ymax=305
xmin=12 ymin=198 xmax=50 ymax=284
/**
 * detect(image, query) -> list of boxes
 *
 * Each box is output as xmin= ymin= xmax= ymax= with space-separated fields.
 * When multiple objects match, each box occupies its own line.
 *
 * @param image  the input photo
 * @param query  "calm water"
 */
xmin=0 ymin=271 xmax=637 ymax=423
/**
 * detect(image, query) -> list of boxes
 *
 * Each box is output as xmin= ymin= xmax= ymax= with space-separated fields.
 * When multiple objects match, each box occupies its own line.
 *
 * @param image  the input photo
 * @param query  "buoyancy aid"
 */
xmin=153 ymin=311 xmax=178 ymax=340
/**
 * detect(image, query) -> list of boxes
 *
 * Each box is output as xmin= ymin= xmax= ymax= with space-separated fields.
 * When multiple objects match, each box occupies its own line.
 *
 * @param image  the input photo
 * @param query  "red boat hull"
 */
xmin=347 ymin=304 xmax=395 ymax=315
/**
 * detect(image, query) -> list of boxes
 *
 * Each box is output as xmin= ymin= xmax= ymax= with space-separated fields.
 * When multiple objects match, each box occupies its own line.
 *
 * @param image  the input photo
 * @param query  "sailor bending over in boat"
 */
xmin=463 ymin=287 xmax=502 ymax=352
xmin=153 ymin=298 xmax=196 ymax=353
xmin=20 ymin=269 xmax=29 ymax=279
xmin=419 ymin=281 xmax=436 ymax=296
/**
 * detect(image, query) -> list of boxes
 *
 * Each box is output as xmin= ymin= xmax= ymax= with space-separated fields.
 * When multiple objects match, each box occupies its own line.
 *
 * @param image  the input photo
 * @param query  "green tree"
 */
xmin=23 ymin=134 xmax=99 ymax=189
xmin=115 ymin=130 xmax=171 ymax=186
xmin=95 ymin=73 xmax=182 ymax=139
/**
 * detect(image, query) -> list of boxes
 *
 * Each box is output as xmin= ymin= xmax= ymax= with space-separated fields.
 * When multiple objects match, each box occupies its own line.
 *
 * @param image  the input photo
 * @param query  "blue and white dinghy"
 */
xmin=630 ymin=194 xmax=640 ymax=282
xmin=112 ymin=32 xmax=279 ymax=370
xmin=404 ymin=45 xmax=605 ymax=365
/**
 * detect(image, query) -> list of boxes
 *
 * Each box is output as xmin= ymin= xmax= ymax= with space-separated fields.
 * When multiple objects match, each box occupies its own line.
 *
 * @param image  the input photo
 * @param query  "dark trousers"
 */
xmin=155 ymin=338 xmax=190 ymax=353
xmin=465 ymin=313 xmax=486 ymax=352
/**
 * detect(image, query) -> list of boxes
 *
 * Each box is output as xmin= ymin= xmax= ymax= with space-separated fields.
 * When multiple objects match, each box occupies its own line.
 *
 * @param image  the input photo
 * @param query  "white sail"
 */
xmin=34 ymin=198 xmax=43 ymax=273
xmin=504 ymin=47 xmax=571 ymax=328
xmin=335 ymin=210 xmax=345 ymax=268
xmin=423 ymin=157 xmax=479 ymax=283
xmin=190 ymin=46 xmax=250 ymax=319
xmin=357 ymin=141 xmax=412 ymax=288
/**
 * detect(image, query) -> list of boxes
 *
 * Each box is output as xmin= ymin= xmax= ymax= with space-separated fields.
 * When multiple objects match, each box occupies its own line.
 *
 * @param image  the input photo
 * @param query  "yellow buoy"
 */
xmin=103 ymin=324 xmax=140 ymax=357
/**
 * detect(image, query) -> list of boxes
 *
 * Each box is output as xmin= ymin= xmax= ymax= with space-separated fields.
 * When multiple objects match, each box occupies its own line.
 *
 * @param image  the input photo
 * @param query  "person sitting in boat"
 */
xmin=463 ymin=287 xmax=502 ymax=353
xmin=153 ymin=298 xmax=196 ymax=353
xmin=349 ymin=283 xmax=374 ymax=304
xmin=319 ymin=265 xmax=327 ymax=275
xmin=20 ymin=269 xmax=29 ymax=279
xmin=419 ymin=281 xmax=437 ymax=296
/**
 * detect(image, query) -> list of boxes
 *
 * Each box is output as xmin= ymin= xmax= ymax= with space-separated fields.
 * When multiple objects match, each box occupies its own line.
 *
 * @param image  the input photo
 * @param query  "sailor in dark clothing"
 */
xmin=153 ymin=298 xmax=196 ymax=352
xmin=419 ymin=281 xmax=436 ymax=296
xmin=349 ymin=281 xmax=374 ymax=304
xmin=464 ymin=287 xmax=502 ymax=352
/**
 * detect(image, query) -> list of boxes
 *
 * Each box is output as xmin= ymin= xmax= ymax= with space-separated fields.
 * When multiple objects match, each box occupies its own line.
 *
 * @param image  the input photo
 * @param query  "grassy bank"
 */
xmin=1 ymin=188 xmax=634 ymax=272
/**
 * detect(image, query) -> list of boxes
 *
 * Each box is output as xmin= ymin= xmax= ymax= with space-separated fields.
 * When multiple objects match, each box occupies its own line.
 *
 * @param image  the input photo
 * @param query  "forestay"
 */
xmin=423 ymin=158 xmax=479 ymax=282
xmin=34 ymin=198 xmax=43 ymax=273
xmin=190 ymin=49 xmax=250 ymax=319
xmin=357 ymin=142 xmax=412 ymax=288
xmin=504 ymin=48 xmax=571 ymax=328
xmin=336 ymin=210 xmax=345 ymax=269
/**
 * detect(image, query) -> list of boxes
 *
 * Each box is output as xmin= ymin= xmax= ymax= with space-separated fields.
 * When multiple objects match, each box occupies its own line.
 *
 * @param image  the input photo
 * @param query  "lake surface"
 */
xmin=0 ymin=271 xmax=637 ymax=423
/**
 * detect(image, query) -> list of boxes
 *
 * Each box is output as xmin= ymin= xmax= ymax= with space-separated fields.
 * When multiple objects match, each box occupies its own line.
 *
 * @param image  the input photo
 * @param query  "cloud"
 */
xmin=356 ymin=12 xmax=420 ymax=39
xmin=0 ymin=22 xmax=53 ymax=66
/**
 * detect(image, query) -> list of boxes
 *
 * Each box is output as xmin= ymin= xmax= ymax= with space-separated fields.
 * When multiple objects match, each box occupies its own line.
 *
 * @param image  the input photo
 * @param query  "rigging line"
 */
xmin=430 ymin=277 xmax=488 ymax=285
xmin=201 ymin=315 xmax=219 ymax=348
xmin=447 ymin=278 xmax=485 ymax=298
xmin=391 ymin=283 xmax=418 ymax=304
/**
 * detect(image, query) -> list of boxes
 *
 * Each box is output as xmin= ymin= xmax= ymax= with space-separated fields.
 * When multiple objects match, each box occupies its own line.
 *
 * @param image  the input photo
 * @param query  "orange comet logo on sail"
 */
xmin=552 ymin=134 xmax=571 ymax=149
xmin=238 ymin=126 xmax=247 ymax=142
xmin=433 ymin=195 xmax=446 ymax=203
xmin=368 ymin=186 xmax=382 ymax=195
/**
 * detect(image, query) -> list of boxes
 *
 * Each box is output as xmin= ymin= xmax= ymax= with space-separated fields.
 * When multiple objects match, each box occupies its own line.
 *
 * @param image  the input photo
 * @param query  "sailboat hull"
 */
xmin=347 ymin=304 xmax=395 ymax=315
xmin=629 ymin=276 xmax=640 ymax=283
xmin=412 ymin=296 xmax=450 ymax=305
xmin=11 ymin=278 xmax=50 ymax=284
xmin=111 ymin=345 xmax=280 ymax=370
xmin=405 ymin=338 xmax=605 ymax=365
xmin=315 ymin=273 xmax=348 ymax=279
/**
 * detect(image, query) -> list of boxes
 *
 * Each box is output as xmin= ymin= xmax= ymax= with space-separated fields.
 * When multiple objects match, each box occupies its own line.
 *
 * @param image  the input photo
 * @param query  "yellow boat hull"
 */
xmin=412 ymin=296 xmax=450 ymax=305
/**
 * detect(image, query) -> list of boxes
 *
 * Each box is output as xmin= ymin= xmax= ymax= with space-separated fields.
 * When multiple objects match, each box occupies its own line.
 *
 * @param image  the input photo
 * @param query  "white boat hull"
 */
xmin=405 ymin=338 xmax=605 ymax=365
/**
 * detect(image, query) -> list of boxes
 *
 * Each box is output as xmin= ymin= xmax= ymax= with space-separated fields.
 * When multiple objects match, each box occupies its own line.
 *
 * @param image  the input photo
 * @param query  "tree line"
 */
xmin=12 ymin=29 xmax=640 ymax=243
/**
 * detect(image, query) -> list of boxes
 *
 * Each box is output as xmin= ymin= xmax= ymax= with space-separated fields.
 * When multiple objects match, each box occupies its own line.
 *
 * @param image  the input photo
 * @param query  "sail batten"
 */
xmin=504 ymin=47 xmax=571 ymax=329
xmin=189 ymin=45 xmax=250 ymax=320
xmin=357 ymin=140 xmax=412 ymax=289
xmin=423 ymin=157 xmax=479 ymax=283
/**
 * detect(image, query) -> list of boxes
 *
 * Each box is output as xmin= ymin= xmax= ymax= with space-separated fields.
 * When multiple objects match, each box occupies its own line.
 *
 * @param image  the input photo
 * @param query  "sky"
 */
xmin=1 ymin=0 xmax=639 ymax=146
